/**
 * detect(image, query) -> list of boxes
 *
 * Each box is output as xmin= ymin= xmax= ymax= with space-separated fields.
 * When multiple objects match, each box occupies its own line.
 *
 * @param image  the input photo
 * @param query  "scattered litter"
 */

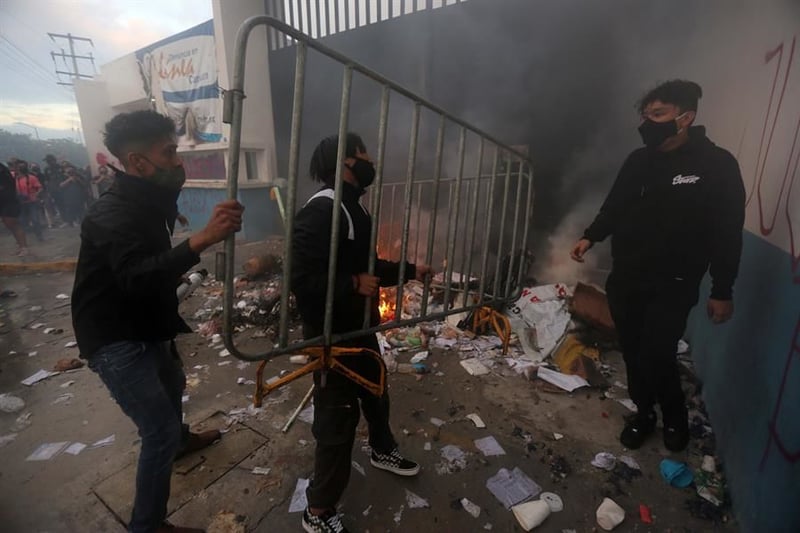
xmin=51 ymin=393 xmax=74 ymax=405
xmin=410 ymin=351 xmax=429 ymax=364
xmin=219 ymin=349 xmax=230 ymax=357
xmin=298 ymin=405 xmax=314 ymax=424
xmin=424 ymin=442 xmax=432 ymax=451
xmin=21 ymin=369 xmax=58 ymax=386
xmin=474 ymin=436 xmax=506 ymax=456
xmin=26 ymin=441 xmax=70 ymax=461
xmin=460 ymin=498 xmax=481 ymax=518
xmin=0 ymin=393 xmax=25 ymax=413
xmin=251 ymin=466 xmax=271 ymax=475
xmin=53 ymin=358 xmax=83 ymax=372
xmin=60 ymin=380 xmax=75 ymax=388
xmin=218 ymin=361 xmax=232 ymax=366
xmin=0 ymin=433 xmax=18 ymax=448
xmin=237 ymin=377 xmax=246 ymax=385
xmin=182 ymin=394 xmax=190 ymax=403
xmin=288 ymin=478 xmax=309 ymax=513
xmin=537 ymin=367 xmax=589 ymax=392
xmin=351 ymin=461 xmax=365 ymax=477
xmin=436 ymin=444 xmax=467 ymax=474
xmin=29 ymin=306 xmax=43 ymax=312
xmin=591 ymin=452 xmax=617 ymax=471
xmin=64 ymin=341 xmax=78 ymax=348
xmin=430 ymin=417 xmax=446 ymax=427
xmin=12 ymin=412 xmax=32 ymax=431
xmin=596 ymin=497 xmax=625 ymax=530
xmin=56 ymin=293 xmax=69 ymax=300
xmin=639 ymin=503 xmax=653 ymax=524
xmin=701 ymin=455 xmax=716 ymax=473
xmin=695 ymin=470 xmax=725 ymax=506
xmin=393 ymin=505 xmax=404 ymax=523
xmin=64 ymin=442 xmax=87 ymax=456
xmin=362 ymin=505 xmax=372 ymax=517
xmin=236 ymin=361 xmax=250 ymax=370
xmin=677 ymin=339 xmax=690 ymax=354
xmin=405 ymin=489 xmax=430 ymax=509
xmin=660 ymin=459 xmax=693 ymax=488
xmin=28 ymin=351 xmax=38 ymax=357
xmin=511 ymin=499 xmax=551 ymax=531
xmin=290 ymin=355 xmax=309 ymax=365
xmin=540 ymin=492 xmax=564 ymax=512
xmin=31 ymin=323 xmax=45 ymax=330
xmin=486 ymin=467 xmax=542 ymax=509
xmin=483 ymin=524 xmax=493 ymax=530
xmin=466 ymin=413 xmax=486 ymax=428
xmin=618 ymin=455 xmax=641 ymax=471
xmin=91 ymin=434 xmax=116 ymax=448
xmin=616 ymin=399 xmax=638 ymax=412
xmin=553 ymin=433 xmax=564 ymax=441
xmin=460 ymin=358 xmax=490 ymax=376
xmin=43 ymin=327 xmax=64 ymax=334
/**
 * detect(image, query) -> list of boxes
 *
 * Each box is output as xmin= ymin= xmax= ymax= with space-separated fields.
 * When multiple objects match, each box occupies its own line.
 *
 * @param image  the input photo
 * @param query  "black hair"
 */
xmin=103 ymin=109 xmax=176 ymax=160
xmin=309 ymin=133 xmax=367 ymax=184
xmin=637 ymin=80 xmax=703 ymax=114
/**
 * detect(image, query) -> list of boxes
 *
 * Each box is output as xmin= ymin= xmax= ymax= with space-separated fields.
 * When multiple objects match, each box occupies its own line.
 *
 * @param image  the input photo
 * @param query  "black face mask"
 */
xmin=347 ymin=158 xmax=375 ymax=189
xmin=638 ymin=113 xmax=687 ymax=149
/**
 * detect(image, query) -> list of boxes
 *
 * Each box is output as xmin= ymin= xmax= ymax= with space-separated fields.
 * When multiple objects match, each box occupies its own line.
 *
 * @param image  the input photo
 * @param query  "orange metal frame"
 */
xmin=470 ymin=306 xmax=511 ymax=355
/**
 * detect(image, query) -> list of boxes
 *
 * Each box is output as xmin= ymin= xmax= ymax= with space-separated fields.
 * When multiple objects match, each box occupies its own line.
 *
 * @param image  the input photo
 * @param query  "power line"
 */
xmin=0 ymin=34 xmax=64 ymax=86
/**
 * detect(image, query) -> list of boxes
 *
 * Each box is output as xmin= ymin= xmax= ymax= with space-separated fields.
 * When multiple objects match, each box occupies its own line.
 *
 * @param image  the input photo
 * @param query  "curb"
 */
xmin=0 ymin=259 xmax=78 ymax=275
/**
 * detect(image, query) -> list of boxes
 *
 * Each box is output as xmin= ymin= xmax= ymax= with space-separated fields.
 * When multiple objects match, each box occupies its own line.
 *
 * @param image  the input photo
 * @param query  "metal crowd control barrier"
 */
xmin=222 ymin=16 xmax=535 ymax=405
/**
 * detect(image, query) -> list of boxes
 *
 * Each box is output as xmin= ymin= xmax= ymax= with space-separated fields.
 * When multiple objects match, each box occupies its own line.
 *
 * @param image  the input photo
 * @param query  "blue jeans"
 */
xmin=88 ymin=341 xmax=188 ymax=533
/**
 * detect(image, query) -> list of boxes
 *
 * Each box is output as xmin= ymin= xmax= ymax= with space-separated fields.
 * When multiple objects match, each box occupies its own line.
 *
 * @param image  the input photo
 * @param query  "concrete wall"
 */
xmin=262 ymin=1 xmax=799 ymax=531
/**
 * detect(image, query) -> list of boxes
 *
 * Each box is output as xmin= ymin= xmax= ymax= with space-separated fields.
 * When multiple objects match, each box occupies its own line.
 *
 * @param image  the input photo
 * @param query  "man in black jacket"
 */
xmin=292 ymin=133 xmax=431 ymax=533
xmin=570 ymin=80 xmax=745 ymax=452
xmin=71 ymin=110 xmax=244 ymax=533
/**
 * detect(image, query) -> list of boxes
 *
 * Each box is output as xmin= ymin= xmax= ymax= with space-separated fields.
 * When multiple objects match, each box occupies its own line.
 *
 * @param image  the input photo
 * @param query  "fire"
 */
xmin=378 ymin=287 xmax=396 ymax=322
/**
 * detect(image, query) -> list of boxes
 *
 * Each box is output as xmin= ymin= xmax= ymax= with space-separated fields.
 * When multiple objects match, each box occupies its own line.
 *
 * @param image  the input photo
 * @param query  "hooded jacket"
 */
xmin=291 ymin=182 xmax=416 ymax=340
xmin=71 ymin=173 xmax=199 ymax=357
xmin=583 ymin=126 xmax=745 ymax=299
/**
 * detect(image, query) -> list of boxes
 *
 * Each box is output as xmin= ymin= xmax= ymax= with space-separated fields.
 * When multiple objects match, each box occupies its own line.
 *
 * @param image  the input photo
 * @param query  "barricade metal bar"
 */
xmin=278 ymin=42 xmax=307 ymax=347
xmin=477 ymin=146 xmax=499 ymax=304
xmin=363 ymin=86 xmax=391 ymax=329
xmin=420 ymin=115 xmax=445 ymax=316
xmin=322 ymin=66 xmax=354 ymax=345
xmin=395 ymin=103 xmax=421 ymax=320
xmin=442 ymin=127 xmax=466 ymax=311
xmin=517 ymin=162 xmax=535 ymax=285
xmin=504 ymin=159 xmax=525 ymax=298
xmin=462 ymin=138 xmax=483 ymax=307
xmin=492 ymin=153 xmax=512 ymax=298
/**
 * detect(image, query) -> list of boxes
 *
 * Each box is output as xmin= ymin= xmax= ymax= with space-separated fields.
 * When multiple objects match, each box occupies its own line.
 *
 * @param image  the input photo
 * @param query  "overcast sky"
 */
xmin=0 ymin=0 xmax=213 ymax=140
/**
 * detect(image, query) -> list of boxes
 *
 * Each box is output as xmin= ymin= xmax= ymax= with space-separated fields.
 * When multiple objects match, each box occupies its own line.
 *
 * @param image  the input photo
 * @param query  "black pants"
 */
xmin=606 ymin=273 xmax=698 ymax=426
xmin=306 ymin=334 xmax=396 ymax=509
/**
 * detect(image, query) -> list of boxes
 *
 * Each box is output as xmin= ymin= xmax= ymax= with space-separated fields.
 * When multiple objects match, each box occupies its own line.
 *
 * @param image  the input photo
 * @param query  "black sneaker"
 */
xmin=663 ymin=424 xmax=690 ymax=452
xmin=302 ymin=508 xmax=349 ymax=533
xmin=370 ymin=447 xmax=420 ymax=476
xmin=619 ymin=411 xmax=657 ymax=449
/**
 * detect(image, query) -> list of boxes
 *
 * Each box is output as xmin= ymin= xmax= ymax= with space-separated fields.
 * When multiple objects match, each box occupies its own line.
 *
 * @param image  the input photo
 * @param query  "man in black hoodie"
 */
xmin=72 ymin=110 xmax=244 ymax=533
xmin=570 ymin=80 xmax=745 ymax=452
xmin=292 ymin=133 xmax=431 ymax=533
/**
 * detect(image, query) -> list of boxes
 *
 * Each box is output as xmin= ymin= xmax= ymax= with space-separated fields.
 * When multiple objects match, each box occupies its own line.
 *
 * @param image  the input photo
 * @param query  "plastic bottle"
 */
xmin=177 ymin=269 xmax=208 ymax=301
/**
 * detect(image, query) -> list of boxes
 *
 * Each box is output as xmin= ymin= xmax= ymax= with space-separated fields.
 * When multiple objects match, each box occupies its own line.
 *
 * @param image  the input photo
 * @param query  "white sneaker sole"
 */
xmin=369 ymin=457 xmax=420 ymax=476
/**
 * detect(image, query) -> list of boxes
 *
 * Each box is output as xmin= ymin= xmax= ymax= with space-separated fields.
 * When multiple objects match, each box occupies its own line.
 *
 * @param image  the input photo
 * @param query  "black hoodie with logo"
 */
xmin=583 ymin=126 xmax=745 ymax=300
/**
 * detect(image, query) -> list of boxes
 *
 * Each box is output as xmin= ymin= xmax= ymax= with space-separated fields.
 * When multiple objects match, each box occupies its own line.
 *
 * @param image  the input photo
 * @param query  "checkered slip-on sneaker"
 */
xmin=370 ymin=447 xmax=421 ymax=476
xmin=302 ymin=509 xmax=349 ymax=533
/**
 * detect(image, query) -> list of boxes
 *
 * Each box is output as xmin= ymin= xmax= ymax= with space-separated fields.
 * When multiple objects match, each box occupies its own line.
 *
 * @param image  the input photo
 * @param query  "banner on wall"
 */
xmin=135 ymin=20 xmax=222 ymax=146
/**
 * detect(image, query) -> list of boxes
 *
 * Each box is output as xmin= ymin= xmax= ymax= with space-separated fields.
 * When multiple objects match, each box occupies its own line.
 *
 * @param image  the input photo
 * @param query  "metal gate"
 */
xmin=221 ymin=16 xmax=534 ymax=395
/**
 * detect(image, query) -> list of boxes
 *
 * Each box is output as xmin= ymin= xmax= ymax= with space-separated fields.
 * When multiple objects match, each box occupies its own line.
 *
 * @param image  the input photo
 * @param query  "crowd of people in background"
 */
xmin=0 ymin=154 xmax=113 ymax=256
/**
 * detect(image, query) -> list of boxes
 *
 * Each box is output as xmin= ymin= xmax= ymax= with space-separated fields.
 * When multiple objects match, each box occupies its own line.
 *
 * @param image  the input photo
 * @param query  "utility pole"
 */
xmin=47 ymin=32 xmax=96 ymax=86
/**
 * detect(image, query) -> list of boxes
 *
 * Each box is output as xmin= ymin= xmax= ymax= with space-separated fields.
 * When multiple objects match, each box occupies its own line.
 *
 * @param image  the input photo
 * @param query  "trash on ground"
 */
xmin=91 ymin=434 xmax=116 ymax=448
xmin=288 ymin=478 xmax=309 ymax=513
xmin=298 ymin=405 xmax=314 ymax=424
xmin=639 ymin=503 xmax=653 ymax=524
xmin=43 ymin=327 xmax=63 ymax=335
xmin=410 ymin=351 xmax=429 ymax=364
xmin=28 ymin=351 xmax=38 ymax=357
xmin=405 ymin=489 xmax=430 ymax=509
xmin=22 ymin=369 xmax=59 ymax=386
xmin=424 ymin=442 xmax=432 ymax=451
xmin=460 ymin=358 xmax=490 ymax=376
xmin=486 ymin=466 xmax=542 ymax=509
xmin=430 ymin=417 xmax=446 ymax=427
xmin=0 ymin=433 xmax=18 ymax=448
xmin=55 ymin=293 xmax=69 ymax=300
xmin=436 ymin=444 xmax=467 ymax=474
xmin=474 ymin=436 xmax=506 ymax=456
xmin=591 ymin=452 xmax=617 ymax=471
xmin=677 ymin=339 xmax=690 ymax=354
xmin=460 ymin=497 xmax=481 ymax=518
xmin=30 ymin=323 xmax=45 ymax=330
xmin=616 ymin=398 xmax=638 ymax=412
xmin=64 ymin=341 xmax=78 ymax=348
xmin=12 ymin=412 xmax=32 ymax=431
xmin=351 ymin=461 xmax=365 ymax=477
xmin=53 ymin=358 xmax=84 ymax=372
xmin=362 ymin=505 xmax=372 ymax=517
xmin=511 ymin=499 xmax=551 ymax=531
xmin=64 ymin=442 xmax=87 ymax=456
xmin=26 ymin=441 xmax=70 ymax=461
xmin=0 ymin=393 xmax=25 ymax=413
xmin=290 ymin=355 xmax=309 ymax=365
xmin=701 ymin=455 xmax=716 ymax=473
xmin=618 ymin=455 xmax=641 ymax=471
xmin=539 ymin=492 xmax=564 ymax=512
xmin=553 ymin=433 xmax=564 ymax=441
xmin=552 ymin=334 xmax=604 ymax=384
xmin=207 ymin=510 xmax=247 ymax=533
xmin=570 ymin=282 xmax=616 ymax=336
xmin=596 ymin=497 xmax=626 ymax=531
xmin=466 ymin=413 xmax=486 ymax=428
xmin=393 ymin=505 xmax=404 ymax=523
xmin=695 ymin=470 xmax=725 ymax=506
xmin=51 ymin=393 xmax=74 ymax=405
xmin=219 ymin=349 xmax=230 ymax=357
xmin=660 ymin=459 xmax=694 ymax=488
xmin=251 ymin=466 xmax=271 ymax=475
xmin=536 ymin=367 xmax=589 ymax=392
